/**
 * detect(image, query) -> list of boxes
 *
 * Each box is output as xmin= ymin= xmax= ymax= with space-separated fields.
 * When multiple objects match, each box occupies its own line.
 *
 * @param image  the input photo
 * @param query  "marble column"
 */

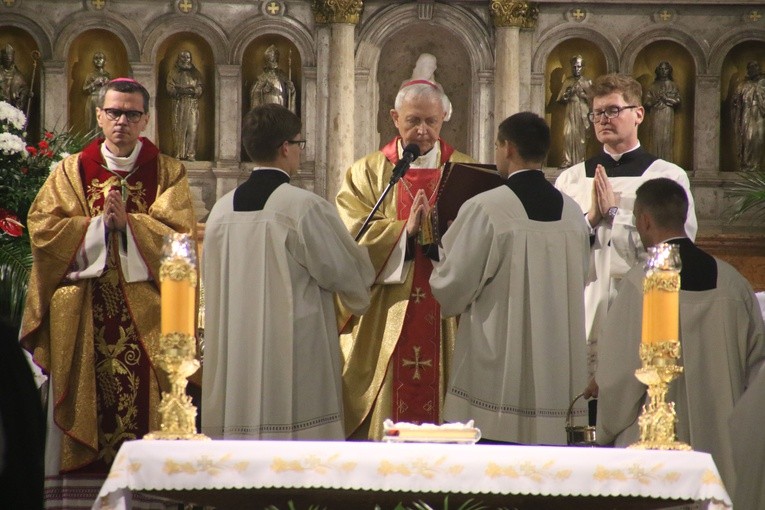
xmin=41 ymin=60 xmax=66 ymax=132
xmin=694 ymin=75 xmax=719 ymax=175
xmin=131 ymin=63 xmax=156 ymax=141
xmin=215 ymin=64 xmax=241 ymax=163
xmin=313 ymin=0 xmax=362 ymax=201
xmin=490 ymin=1 xmax=538 ymax=130
xmin=314 ymin=24 xmax=331 ymax=198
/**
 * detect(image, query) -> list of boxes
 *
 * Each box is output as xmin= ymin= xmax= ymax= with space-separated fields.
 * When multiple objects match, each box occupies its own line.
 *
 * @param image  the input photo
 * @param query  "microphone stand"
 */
xmin=355 ymin=172 xmax=405 ymax=242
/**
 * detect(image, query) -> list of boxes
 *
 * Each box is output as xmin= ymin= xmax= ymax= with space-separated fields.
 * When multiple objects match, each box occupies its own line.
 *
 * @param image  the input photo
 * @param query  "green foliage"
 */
xmin=725 ymin=170 xmax=765 ymax=222
xmin=0 ymin=99 xmax=95 ymax=330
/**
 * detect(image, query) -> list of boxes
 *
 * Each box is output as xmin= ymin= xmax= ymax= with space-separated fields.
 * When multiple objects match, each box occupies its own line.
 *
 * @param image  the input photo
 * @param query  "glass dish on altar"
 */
xmin=382 ymin=419 xmax=481 ymax=444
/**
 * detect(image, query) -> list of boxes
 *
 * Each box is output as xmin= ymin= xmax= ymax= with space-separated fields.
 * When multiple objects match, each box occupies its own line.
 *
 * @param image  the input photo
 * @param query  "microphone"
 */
xmin=389 ymin=143 xmax=421 ymax=184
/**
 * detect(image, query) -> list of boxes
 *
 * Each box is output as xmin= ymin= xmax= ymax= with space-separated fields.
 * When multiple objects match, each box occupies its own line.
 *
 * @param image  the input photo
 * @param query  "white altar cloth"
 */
xmin=93 ymin=440 xmax=731 ymax=509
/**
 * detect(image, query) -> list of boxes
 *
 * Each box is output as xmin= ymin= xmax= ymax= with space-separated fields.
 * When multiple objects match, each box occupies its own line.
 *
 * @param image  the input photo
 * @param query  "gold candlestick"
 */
xmin=144 ymin=233 xmax=208 ymax=441
xmin=630 ymin=243 xmax=689 ymax=451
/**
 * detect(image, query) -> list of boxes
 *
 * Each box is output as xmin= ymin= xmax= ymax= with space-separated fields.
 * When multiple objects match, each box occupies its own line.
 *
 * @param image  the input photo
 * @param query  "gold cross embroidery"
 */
xmin=750 ymin=10 xmax=762 ymax=22
xmin=91 ymin=0 xmax=104 ymax=8
xmin=266 ymin=1 xmax=280 ymax=15
xmin=402 ymin=346 xmax=432 ymax=381
xmin=571 ymin=8 xmax=585 ymax=21
xmin=411 ymin=287 xmax=426 ymax=304
xmin=179 ymin=0 xmax=193 ymax=13
xmin=3 ymin=0 xmax=16 ymax=6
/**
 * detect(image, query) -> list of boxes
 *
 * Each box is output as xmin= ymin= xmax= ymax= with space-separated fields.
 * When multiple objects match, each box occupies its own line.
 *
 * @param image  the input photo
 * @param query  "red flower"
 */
xmin=26 ymin=146 xmax=37 ymax=156
xmin=44 ymin=131 xmax=54 ymax=139
xmin=20 ymin=167 xmax=28 ymax=175
xmin=38 ymin=140 xmax=49 ymax=150
xmin=0 ymin=209 xmax=24 ymax=237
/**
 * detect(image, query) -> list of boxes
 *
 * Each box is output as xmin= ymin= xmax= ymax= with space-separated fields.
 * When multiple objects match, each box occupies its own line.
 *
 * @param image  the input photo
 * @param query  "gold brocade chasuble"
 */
xmin=20 ymin=138 xmax=196 ymax=473
xmin=336 ymin=138 xmax=474 ymax=440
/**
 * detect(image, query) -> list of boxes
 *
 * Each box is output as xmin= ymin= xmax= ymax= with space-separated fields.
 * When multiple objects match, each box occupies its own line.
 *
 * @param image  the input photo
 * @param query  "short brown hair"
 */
xmin=589 ymin=73 xmax=642 ymax=106
xmin=242 ymin=104 xmax=301 ymax=162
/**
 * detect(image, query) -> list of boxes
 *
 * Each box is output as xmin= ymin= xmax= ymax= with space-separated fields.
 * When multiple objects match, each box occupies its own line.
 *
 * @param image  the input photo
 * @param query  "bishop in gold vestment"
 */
xmin=336 ymin=77 xmax=473 ymax=440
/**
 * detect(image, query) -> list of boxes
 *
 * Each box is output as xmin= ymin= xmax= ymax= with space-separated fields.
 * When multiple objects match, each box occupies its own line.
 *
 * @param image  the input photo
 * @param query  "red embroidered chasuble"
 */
xmin=74 ymin=138 xmax=159 ymax=472
xmin=382 ymin=138 xmax=454 ymax=424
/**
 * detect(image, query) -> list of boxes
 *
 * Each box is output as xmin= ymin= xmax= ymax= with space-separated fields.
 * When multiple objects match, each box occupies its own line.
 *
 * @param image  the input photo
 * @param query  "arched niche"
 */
xmin=633 ymin=41 xmax=695 ymax=172
xmin=545 ymin=39 xmax=607 ymax=168
xmin=0 ymin=27 xmax=42 ymax=141
xmin=719 ymin=41 xmax=765 ymax=173
xmin=376 ymin=24 xmax=470 ymax=152
xmin=241 ymin=34 xmax=302 ymax=162
xmin=66 ymin=30 xmax=130 ymax=135
xmin=155 ymin=33 xmax=215 ymax=162
xmin=356 ymin=3 xmax=492 ymax=158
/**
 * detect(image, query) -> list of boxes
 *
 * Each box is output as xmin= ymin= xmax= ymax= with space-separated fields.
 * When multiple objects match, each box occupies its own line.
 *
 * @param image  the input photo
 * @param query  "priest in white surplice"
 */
xmin=596 ymin=178 xmax=765 ymax=500
xmin=555 ymin=74 xmax=697 ymax=387
xmin=201 ymin=104 xmax=374 ymax=440
xmin=430 ymin=112 xmax=590 ymax=444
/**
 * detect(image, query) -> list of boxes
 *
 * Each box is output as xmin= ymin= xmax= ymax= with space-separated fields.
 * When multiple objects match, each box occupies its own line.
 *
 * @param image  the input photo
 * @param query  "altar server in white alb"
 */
xmin=596 ymin=178 xmax=765 ymax=499
xmin=555 ymin=74 xmax=697 ymax=389
xmin=430 ymin=112 xmax=590 ymax=444
xmin=201 ymin=104 xmax=374 ymax=440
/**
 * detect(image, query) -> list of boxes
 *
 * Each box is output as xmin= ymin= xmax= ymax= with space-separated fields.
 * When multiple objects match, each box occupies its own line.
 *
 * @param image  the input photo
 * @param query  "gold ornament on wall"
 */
xmin=490 ymin=0 xmax=539 ymax=29
xmin=312 ymin=0 xmax=363 ymax=25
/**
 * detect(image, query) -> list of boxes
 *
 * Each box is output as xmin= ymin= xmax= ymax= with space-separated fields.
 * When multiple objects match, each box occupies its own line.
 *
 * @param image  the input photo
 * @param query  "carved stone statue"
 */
xmin=731 ymin=60 xmax=765 ymax=172
xmin=82 ymin=51 xmax=111 ymax=133
xmin=0 ymin=43 xmax=29 ymax=110
xmin=249 ymin=45 xmax=296 ymax=113
xmin=401 ymin=53 xmax=452 ymax=122
xmin=556 ymin=55 xmax=592 ymax=168
xmin=644 ymin=61 xmax=681 ymax=162
xmin=166 ymin=50 xmax=203 ymax=161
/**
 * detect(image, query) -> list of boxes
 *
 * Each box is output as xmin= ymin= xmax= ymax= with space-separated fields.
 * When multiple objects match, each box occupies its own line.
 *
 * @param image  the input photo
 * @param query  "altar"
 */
xmin=93 ymin=440 xmax=731 ymax=510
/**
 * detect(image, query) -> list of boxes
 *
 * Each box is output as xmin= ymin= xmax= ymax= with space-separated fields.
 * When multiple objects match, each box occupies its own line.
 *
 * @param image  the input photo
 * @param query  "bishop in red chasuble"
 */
xmin=336 ymin=79 xmax=474 ymax=440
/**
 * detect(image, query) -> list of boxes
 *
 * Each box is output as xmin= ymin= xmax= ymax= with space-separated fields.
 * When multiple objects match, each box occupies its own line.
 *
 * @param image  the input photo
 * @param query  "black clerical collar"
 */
xmin=585 ymin=146 xmax=658 ymax=178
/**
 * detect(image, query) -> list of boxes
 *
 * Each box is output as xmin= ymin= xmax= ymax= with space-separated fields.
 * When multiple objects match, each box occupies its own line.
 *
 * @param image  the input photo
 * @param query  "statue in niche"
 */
xmin=0 ymin=43 xmax=29 ymax=110
xmin=556 ymin=55 xmax=592 ymax=168
xmin=166 ymin=49 xmax=203 ymax=161
xmin=249 ymin=45 xmax=296 ymax=113
xmin=731 ymin=60 xmax=765 ymax=172
xmin=82 ymin=51 xmax=111 ymax=133
xmin=401 ymin=53 xmax=453 ymax=122
xmin=644 ymin=61 xmax=681 ymax=162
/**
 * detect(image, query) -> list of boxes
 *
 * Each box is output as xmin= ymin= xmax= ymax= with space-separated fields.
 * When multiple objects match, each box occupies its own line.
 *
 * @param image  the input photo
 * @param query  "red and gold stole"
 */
xmin=75 ymin=138 xmax=159 ymax=472
xmin=382 ymin=138 xmax=454 ymax=425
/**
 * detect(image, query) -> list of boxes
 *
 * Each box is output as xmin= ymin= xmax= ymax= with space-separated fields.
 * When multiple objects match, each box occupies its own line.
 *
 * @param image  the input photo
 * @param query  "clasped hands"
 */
xmin=406 ymin=188 xmax=430 ymax=238
xmin=587 ymin=164 xmax=620 ymax=227
xmin=104 ymin=189 xmax=127 ymax=232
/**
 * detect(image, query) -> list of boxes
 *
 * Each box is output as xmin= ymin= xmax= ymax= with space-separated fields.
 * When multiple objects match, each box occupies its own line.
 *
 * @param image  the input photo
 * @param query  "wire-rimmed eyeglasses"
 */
xmin=285 ymin=139 xmax=306 ymax=150
xmin=102 ymin=108 xmax=145 ymax=123
xmin=588 ymin=105 xmax=638 ymax=123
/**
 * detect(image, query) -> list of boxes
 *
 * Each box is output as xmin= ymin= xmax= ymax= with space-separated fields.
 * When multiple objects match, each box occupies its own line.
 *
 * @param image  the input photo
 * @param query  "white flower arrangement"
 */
xmin=0 ymin=100 xmax=26 ymax=133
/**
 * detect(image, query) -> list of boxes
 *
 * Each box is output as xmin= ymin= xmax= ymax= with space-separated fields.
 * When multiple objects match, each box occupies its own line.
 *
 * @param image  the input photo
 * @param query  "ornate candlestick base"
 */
xmin=629 ymin=342 xmax=690 ymax=451
xmin=144 ymin=332 xmax=209 ymax=441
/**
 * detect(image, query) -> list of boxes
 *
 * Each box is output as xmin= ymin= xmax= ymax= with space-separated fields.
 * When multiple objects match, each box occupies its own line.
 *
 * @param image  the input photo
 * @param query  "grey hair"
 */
xmin=394 ymin=82 xmax=453 ymax=122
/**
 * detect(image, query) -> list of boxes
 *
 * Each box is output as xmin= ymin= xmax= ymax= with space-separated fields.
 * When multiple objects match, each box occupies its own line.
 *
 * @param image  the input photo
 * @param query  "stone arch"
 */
xmin=142 ymin=15 xmax=228 ymax=64
xmin=356 ymin=3 xmax=492 ymax=73
xmin=532 ymin=25 xmax=619 ymax=74
xmin=54 ymin=13 xmax=139 ymax=61
xmin=708 ymin=27 xmax=765 ymax=75
xmin=355 ymin=3 xmax=493 ymax=157
xmin=0 ymin=12 xmax=53 ymax=58
xmin=229 ymin=17 xmax=315 ymax=67
xmin=622 ymin=25 xmax=707 ymax=75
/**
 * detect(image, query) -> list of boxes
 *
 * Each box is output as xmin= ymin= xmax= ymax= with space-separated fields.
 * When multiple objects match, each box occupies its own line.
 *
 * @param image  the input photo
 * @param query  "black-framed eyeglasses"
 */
xmin=588 ymin=105 xmax=638 ymax=123
xmin=285 ymin=139 xmax=306 ymax=150
xmin=102 ymin=108 xmax=145 ymax=123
